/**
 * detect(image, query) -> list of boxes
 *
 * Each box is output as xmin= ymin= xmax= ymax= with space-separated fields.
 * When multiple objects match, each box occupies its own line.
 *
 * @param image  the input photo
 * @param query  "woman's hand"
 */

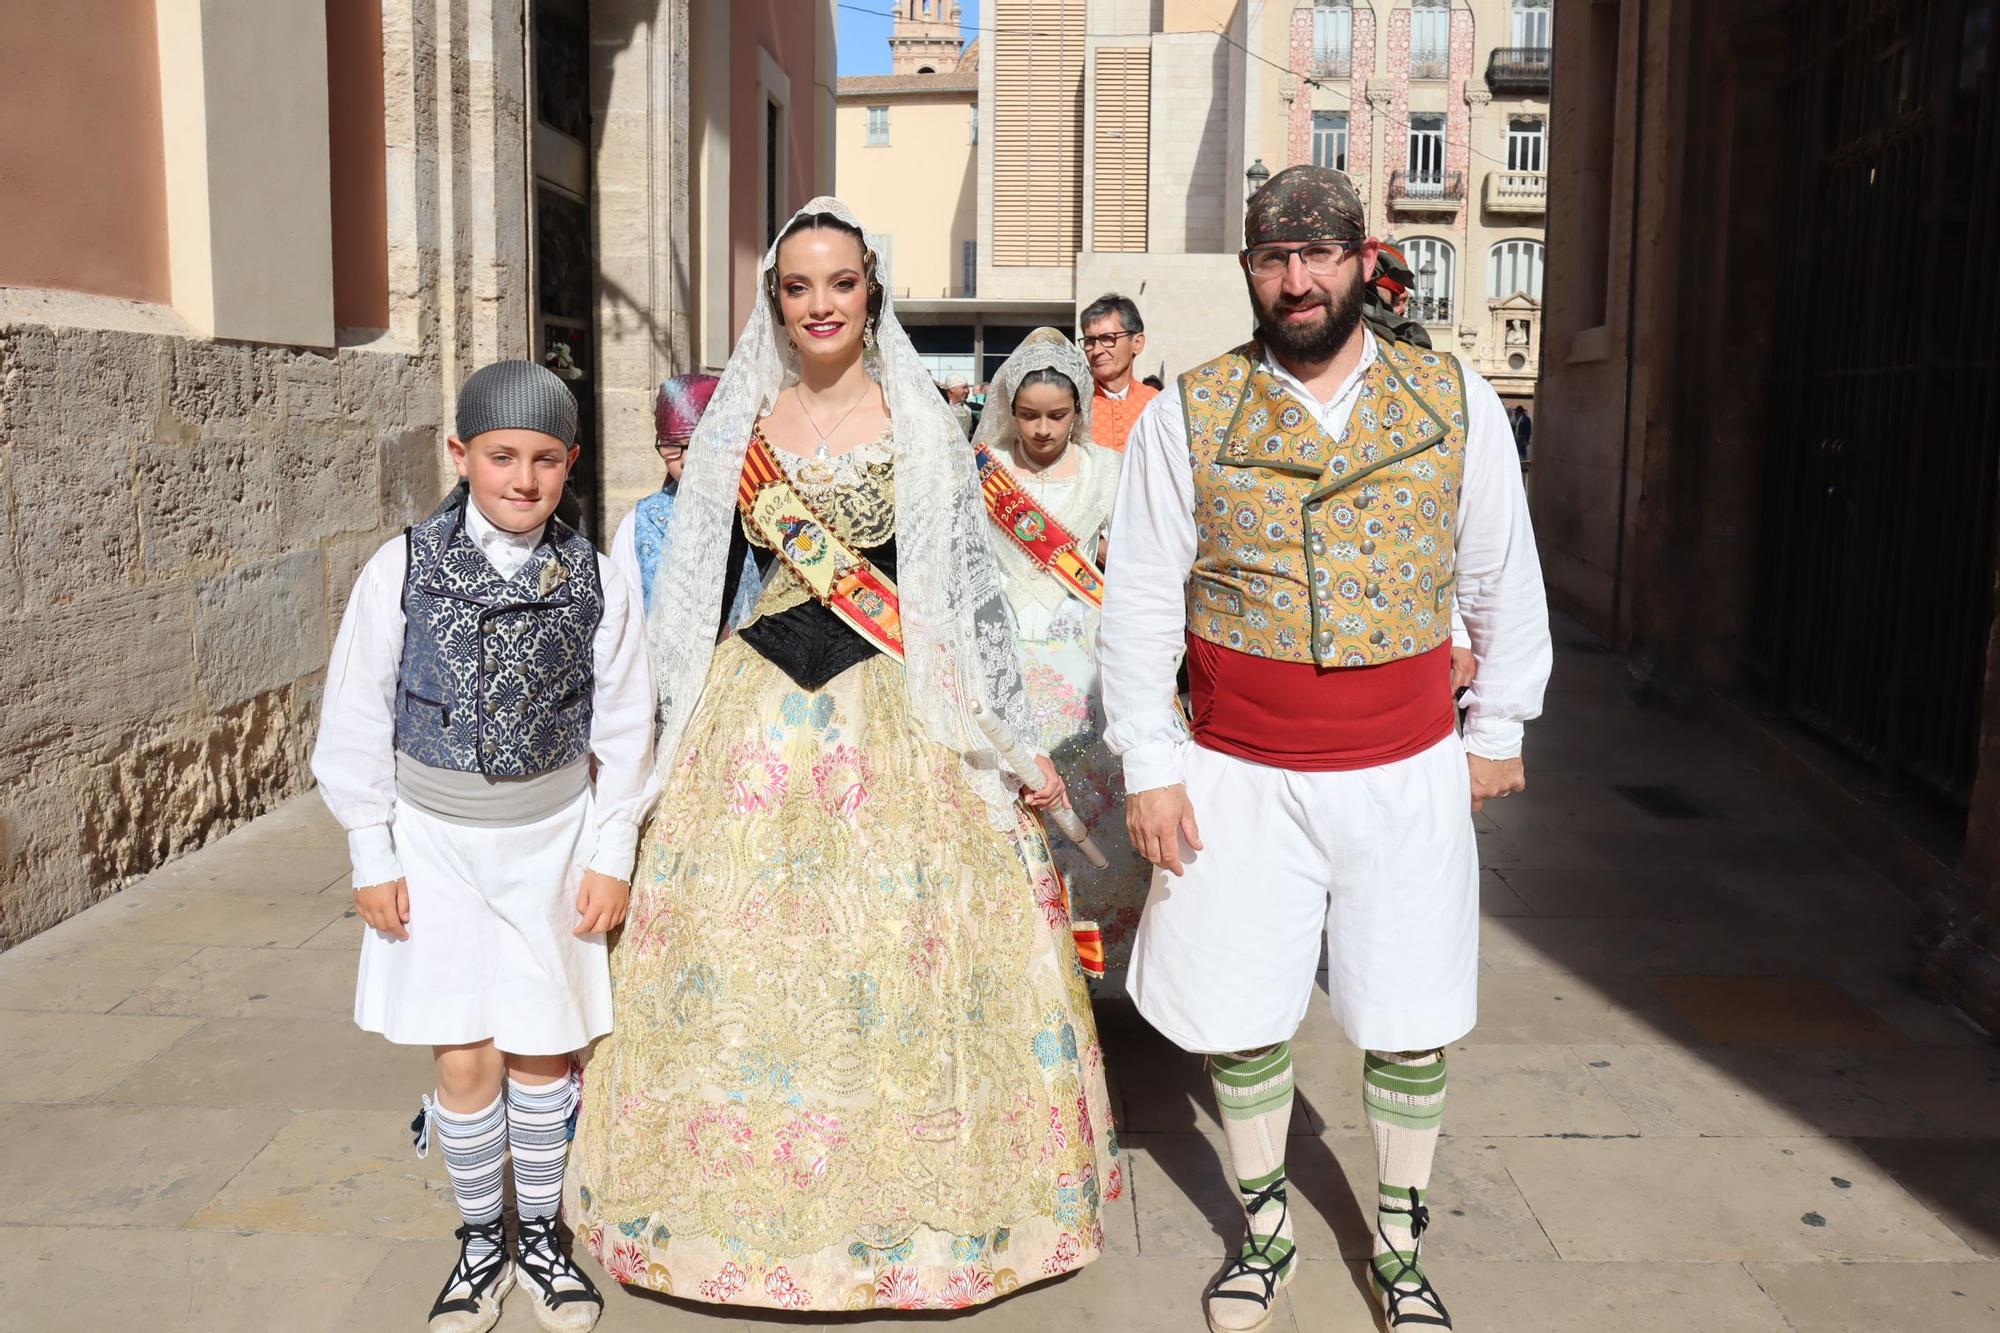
xmin=575 ymin=871 xmax=632 ymax=936
xmin=354 ymin=878 xmax=411 ymax=940
xmin=1021 ymin=755 xmax=1068 ymax=810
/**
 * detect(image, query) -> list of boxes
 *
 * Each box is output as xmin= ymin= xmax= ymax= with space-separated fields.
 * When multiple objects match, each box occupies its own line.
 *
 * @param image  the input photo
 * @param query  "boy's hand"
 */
xmin=354 ymin=878 xmax=411 ymax=939
xmin=1450 ymin=646 xmax=1477 ymax=691
xmin=574 ymin=871 xmax=631 ymax=936
xmin=1128 ymin=784 xmax=1202 ymax=877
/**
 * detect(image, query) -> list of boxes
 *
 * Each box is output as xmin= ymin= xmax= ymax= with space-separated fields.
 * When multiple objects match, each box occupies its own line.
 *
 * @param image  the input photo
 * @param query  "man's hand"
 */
xmin=574 ymin=871 xmax=631 ymax=936
xmin=1450 ymin=646 xmax=1477 ymax=691
xmin=1128 ymin=783 xmax=1202 ymax=876
xmin=1020 ymin=755 xmax=1069 ymax=810
xmin=355 ymin=878 xmax=411 ymax=939
xmin=1467 ymin=754 xmax=1526 ymax=812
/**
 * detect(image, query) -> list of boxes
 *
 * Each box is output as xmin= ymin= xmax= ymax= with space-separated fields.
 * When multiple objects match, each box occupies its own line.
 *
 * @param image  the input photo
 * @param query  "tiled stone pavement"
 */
xmin=4 ymin=630 xmax=1998 ymax=1330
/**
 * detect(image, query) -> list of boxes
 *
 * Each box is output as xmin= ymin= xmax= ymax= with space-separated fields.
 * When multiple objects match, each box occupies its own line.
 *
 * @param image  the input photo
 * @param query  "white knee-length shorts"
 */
xmin=1125 ymin=733 xmax=1478 ymax=1055
xmin=353 ymin=792 xmax=612 ymax=1056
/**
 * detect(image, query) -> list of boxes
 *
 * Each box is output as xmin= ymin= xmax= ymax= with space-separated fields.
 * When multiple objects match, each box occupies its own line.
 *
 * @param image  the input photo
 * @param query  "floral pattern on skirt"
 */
xmin=569 ymin=637 xmax=1121 ymax=1310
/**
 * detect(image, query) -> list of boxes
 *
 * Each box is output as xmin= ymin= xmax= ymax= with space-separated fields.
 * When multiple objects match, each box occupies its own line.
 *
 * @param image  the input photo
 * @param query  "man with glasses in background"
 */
xmin=1078 ymin=292 xmax=1158 ymax=451
xmin=1098 ymin=165 xmax=1550 ymax=1333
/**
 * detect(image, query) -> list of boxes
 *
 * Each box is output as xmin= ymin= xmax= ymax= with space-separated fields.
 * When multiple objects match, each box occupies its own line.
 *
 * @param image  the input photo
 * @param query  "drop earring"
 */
xmin=863 ymin=316 xmax=877 ymax=349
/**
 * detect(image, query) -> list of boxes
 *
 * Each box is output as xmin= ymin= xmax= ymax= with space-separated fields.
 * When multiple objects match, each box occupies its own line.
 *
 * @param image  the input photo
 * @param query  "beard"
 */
xmin=1251 ymin=265 xmax=1368 ymax=363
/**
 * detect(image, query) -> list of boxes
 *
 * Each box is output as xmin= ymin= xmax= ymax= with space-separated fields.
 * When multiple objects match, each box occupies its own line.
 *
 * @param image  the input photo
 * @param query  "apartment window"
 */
xmin=1402 ymin=236 xmax=1455 ymax=323
xmin=1407 ymin=113 xmax=1445 ymax=185
xmin=1512 ymin=0 xmax=1553 ymax=50
xmin=1507 ymin=117 xmax=1546 ymax=172
xmin=1489 ymin=239 xmax=1544 ymax=300
xmin=1411 ymin=0 xmax=1450 ymax=79
xmin=867 ymin=105 xmax=890 ymax=145
xmin=962 ymin=239 xmax=977 ymax=295
xmin=1313 ymin=1 xmax=1352 ymax=77
xmin=1312 ymin=112 xmax=1349 ymax=171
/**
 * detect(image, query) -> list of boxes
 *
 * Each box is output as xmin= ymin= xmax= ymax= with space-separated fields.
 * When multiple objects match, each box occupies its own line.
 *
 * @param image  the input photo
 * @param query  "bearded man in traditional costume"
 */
xmin=1098 ymin=165 xmax=1551 ymax=1332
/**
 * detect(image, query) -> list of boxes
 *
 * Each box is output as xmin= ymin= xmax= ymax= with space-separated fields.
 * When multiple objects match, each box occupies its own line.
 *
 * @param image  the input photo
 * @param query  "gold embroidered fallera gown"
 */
xmin=569 ymin=433 xmax=1122 ymax=1311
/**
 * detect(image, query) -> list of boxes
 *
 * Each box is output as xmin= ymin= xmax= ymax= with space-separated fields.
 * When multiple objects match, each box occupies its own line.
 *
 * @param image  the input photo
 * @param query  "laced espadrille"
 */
xmin=1203 ymin=1179 xmax=1297 ymax=1333
xmin=1369 ymin=1185 xmax=1452 ymax=1329
xmin=516 ymin=1213 xmax=605 ymax=1332
xmin=428 ymin=1218 xmax=514 ymax=1333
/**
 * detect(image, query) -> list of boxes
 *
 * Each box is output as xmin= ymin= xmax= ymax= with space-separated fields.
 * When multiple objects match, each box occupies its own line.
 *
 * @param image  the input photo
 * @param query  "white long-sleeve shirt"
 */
xmin=1100 ymin=331 xmax=1551 ymax=793
xmin=312 ymin=499 xmax=661 ymax=888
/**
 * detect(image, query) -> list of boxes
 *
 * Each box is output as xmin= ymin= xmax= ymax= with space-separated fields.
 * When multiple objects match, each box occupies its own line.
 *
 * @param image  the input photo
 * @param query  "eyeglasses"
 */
xmin=1079 ymin=331 xmax=1137 ymax=350
xmin=655 ymin=438 xmax=690 ymax=455
xmin=1241 ymin=239 xmax=1362 ymax=279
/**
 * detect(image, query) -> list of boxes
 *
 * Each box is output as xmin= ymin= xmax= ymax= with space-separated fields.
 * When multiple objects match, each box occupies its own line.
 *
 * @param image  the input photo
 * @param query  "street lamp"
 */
xmin=1246 ymin=158 xmax=1271 ymax=199
xmin=1418 ymin=258 xmax=1437 ymax=320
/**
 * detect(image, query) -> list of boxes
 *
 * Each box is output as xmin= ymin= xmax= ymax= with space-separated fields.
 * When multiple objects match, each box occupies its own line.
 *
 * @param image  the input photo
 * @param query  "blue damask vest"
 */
xmin=394 ymin=501 xmax=603 ymax=778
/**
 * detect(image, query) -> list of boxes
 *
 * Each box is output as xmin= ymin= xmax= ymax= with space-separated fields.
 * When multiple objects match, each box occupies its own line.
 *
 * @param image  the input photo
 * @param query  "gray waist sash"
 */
xmin=394 ymin=753 xmax=589 ymax=827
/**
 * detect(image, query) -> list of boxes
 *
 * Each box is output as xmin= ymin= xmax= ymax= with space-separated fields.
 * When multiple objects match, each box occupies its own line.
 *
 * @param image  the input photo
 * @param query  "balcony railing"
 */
xmin=1487 ymin=46 xmax=1552 ymax=91
xmin=1410 ymin=49 xmax=1449 ymax=80
xmin=1482 ymin=170 xmax=1548 ymax=214
xmin=1389 ymin=169 xmax=1465 ymax=214
xmin=1309 ymin=51 xmax=1352 ymax=79
xmin=1408 ymin=294 xmax=1453 ymax=325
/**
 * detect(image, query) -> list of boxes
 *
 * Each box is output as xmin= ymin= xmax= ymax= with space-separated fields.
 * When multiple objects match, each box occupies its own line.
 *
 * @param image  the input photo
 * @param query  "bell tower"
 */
xmin=889 ymin=0 xmax=963 ymax=76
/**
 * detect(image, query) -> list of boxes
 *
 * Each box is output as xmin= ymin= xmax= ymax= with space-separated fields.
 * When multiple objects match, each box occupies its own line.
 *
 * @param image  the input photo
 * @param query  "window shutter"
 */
xmin=993 ymin=0 xmax=1086 ymax=266
xmin=1092 ymin=48 xmax=1151 ymax=253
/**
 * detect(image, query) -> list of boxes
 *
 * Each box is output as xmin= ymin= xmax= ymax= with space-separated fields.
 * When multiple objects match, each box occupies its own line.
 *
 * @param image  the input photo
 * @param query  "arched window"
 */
xmin=1312 ymin=1 xmax=1352 ymax=77
xmin=1512 ymin=0 xmax=1553 ymax=49
xmin=1401 ymin=237 xmax=1455 ymax=324
xmin=1488 ymin=239 xmax=1545 ymax=300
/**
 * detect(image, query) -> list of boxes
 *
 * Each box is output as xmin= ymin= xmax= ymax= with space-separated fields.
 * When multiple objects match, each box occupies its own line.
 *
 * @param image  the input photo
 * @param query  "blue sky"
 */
xmin=837 ymin=1 xmax=980 ymax=77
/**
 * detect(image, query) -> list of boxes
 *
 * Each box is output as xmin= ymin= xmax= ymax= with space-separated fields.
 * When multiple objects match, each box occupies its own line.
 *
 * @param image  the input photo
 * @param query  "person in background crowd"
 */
xmin=971 ymin=327 xmax=1150 ymax=977
xmin=1509 ymin=404 xmax=1533 ymax=462
xmin=1078 ymin=293 xmax=1159 ymax=452
xmin=1363 ymin=239 xmax=1432 ymax=351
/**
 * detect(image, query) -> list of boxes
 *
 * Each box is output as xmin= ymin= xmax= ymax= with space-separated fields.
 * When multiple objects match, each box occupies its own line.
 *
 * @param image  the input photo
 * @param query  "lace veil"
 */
xmin=970 ymin=329 xmax=1122 ymax=619
xmin=645 ymin=197 xmax=1034 ymax=828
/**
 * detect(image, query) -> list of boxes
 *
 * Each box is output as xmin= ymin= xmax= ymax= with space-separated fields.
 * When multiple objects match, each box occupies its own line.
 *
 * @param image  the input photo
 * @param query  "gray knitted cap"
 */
xmin=455 ymin=360 xmax=579 ymax=446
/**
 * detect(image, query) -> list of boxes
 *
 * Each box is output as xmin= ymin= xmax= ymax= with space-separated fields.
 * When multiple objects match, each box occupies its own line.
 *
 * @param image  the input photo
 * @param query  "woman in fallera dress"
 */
xmin=568 ymin=198 xmax=1121 ymax=1312
xmin=972 ymin=329 xmax=1151 ymax=975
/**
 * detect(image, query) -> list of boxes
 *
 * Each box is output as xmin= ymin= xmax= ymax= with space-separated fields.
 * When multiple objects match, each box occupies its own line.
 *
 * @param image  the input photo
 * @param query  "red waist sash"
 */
xmin=1186 ymin=636 xmax=1454 ymax=771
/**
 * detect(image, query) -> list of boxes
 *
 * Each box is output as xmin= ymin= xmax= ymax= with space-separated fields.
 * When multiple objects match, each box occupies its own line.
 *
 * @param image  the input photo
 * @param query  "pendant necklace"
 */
xmin=796 ymin=385 xmax=870 ymax=463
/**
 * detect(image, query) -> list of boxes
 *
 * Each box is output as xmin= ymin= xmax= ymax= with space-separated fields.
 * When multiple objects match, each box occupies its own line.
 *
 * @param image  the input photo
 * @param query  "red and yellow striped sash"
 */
xmin=738 ymin=433 xmax=905 ymax=661
xmin=973 ymin=442 xmax=1106 ymax=607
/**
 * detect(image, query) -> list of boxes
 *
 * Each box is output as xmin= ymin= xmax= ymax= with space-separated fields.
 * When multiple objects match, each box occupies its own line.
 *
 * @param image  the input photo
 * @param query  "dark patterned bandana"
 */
xmin=1244 ymin=165 xmax=1366 ymax=248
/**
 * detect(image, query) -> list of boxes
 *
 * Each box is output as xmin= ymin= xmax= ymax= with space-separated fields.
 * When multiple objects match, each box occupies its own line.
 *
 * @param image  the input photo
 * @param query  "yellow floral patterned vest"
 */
xmin=1180 ymin=339 xmax=1467 ymax=668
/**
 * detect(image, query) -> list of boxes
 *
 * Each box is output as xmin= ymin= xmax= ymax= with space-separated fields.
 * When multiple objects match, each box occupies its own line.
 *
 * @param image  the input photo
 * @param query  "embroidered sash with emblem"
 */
xmin=973 ymin=442 xmax=1107 ymax=607
xmin=738 ymin=433 xmax=905 ymax=661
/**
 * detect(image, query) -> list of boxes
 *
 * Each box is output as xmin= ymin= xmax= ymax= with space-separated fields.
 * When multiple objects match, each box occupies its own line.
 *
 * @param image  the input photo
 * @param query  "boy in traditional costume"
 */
xmin=1098 ymin=167 xmax=1551 ymax=1332
xmin=314 ymin=360 xmax=657 ymax=1333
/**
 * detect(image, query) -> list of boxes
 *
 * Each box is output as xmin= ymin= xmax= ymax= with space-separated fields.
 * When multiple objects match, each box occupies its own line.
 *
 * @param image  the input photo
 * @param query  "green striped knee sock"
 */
xmin=1209 ymin=1044 xmax=1297 ymax=1273
xmin=1363 ymin=1049 xmax=1447 ymax=1293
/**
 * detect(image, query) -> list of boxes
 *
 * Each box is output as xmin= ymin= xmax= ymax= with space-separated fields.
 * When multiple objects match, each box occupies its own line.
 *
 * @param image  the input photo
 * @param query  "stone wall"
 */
xmin=0 ymin=315 xmax=444 ymax=946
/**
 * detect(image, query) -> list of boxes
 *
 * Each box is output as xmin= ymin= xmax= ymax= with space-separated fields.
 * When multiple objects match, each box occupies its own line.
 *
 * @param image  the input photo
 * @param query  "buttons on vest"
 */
xmin=1360 ymin=539 xmax=1377 ymax=555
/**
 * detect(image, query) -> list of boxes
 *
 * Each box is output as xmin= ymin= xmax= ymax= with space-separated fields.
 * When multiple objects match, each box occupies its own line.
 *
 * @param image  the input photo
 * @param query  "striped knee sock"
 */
xmin=506 ymin=1073 xmax=575 ymax=1224
xmin=1363 ymin=1049 xmax=1447 ymax=1290
xmin=1209 ymin=1044 xmax=1297 ymax=1271
xmin=434 ymin=1092 xmax=508 ymax=1263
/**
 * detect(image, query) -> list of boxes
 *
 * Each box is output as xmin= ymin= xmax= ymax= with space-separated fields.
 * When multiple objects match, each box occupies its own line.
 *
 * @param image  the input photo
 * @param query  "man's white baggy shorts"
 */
xmin=1125 ymin=732 xmax=1478 ymax=1055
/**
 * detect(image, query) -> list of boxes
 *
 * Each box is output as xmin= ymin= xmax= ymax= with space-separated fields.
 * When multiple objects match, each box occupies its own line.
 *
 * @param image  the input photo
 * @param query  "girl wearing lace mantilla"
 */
xmin=972 ymin=329 xmax=1151 ymax=977
xmin=569 ymin=200 xmax=1121 ymax=1311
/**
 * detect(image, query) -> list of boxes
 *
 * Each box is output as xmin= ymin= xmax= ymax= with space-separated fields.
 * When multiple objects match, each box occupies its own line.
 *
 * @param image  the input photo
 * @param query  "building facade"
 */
xmin=835 ymin=43 xmax=981 ymax=376
xmin=955 ymin=1 xmax=1551 ymax=389
xmin=0 ymin=0 xmax=833 ymax=947
xmin=1531 ymin=0 xmax=2000 ymax=1029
